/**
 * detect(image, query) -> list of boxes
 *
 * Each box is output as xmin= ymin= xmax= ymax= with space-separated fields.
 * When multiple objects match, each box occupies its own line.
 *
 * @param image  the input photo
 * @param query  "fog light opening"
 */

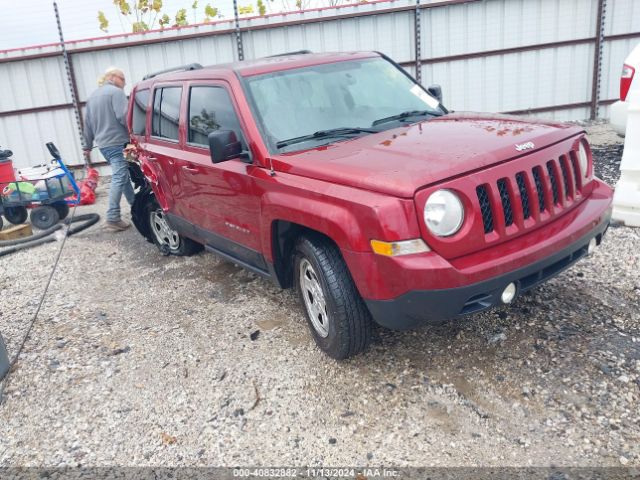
xmin=587 ymin=238 xmax=597 ymax=255
xmin=501 ymin=283 xmax=517 ymax=304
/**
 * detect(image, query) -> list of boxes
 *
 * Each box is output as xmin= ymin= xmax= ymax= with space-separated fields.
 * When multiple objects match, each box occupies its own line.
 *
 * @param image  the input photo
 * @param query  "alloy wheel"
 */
xmin=149 ymin=209 xmax=180 ymax=250
xmin=299 ymin=258 xmax=330 ymax=338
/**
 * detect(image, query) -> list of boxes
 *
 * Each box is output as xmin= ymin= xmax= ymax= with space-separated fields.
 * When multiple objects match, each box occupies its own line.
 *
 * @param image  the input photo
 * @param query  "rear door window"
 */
xmin=151 ymin=86 xmax=182 ymax=141
xmin=131 ymin=89 xmax=149 ymax=136
xmin=188 ymin=86 xmax=243 ymax=146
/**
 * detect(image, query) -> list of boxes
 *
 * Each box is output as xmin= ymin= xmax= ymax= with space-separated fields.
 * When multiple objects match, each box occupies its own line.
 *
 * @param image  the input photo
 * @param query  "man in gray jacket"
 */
xmin=83 ymin=67 xmax=134 ymax=231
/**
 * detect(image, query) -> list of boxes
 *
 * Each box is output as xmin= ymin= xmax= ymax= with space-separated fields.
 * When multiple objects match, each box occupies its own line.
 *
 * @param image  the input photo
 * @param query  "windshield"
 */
xmin=244 ymin=57 xmax=445 ymax=153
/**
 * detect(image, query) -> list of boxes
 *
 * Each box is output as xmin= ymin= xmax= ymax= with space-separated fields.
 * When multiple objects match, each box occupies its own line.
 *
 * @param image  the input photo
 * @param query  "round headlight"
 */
xmin=424 ymin=189 xmax=464 ymax=237
xmin=578 ymin=142 xmax=590 ymax=179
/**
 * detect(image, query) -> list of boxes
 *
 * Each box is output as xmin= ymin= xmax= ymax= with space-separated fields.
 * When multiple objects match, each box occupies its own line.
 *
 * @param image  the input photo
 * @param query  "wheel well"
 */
xmin=131 ymin=186 xmax=155 ymax=242
xmin=271 ymin=220 xmax=340 ymax=289
xmin=128 ymin=161 xmax=147 ymax=190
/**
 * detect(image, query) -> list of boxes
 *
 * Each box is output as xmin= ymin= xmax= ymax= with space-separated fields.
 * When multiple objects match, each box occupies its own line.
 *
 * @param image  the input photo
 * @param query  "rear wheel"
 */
xmin=145 ymin=196 xmax=202 ymax=256
xmin=3 ymin=206 xmax=28 ymax=224
xmin=52 ymin=202 xmax=70 ymax=220
xmin=294 ymin=234 xmax=373 ymax=359
xmin=30 ymin=205 xmax=60 ymax=230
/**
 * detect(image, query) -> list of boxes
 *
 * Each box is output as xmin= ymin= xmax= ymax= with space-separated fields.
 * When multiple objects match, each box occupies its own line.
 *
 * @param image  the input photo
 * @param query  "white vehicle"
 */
xmin=609 ymin=43 xmax=640 ymax=136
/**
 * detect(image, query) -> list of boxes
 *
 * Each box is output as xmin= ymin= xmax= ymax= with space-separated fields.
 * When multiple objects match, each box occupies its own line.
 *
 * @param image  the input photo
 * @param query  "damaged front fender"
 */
xmin=129 ymin=161 xmax=155 ymax=243
xmin=131 ymin=186 xmax=155 ymax=244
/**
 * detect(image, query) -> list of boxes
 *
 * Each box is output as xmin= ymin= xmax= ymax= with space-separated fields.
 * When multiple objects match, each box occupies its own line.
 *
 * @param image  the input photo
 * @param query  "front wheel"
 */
xmin=145 ymin=197 xmax=202 ymax=256
xmin=52 ymin=202 xmax=70 ymax=220
xmin=30 ymin=205 xmax=60 ymax=230
xmin=294 ymin=235 xmax=373 ymax=360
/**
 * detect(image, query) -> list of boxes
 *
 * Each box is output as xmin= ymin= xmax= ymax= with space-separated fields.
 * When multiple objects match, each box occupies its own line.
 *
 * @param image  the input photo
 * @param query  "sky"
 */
xmin=0 ymin=0 xmax=304 ymax=51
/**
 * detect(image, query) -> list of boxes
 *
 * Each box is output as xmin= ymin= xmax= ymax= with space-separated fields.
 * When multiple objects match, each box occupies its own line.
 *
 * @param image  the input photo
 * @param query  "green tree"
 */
xmin=204 ymin=3 xmax=219 ymax=20
xmin=98 ymin=0 xmax=221 ymax=33
xmin=174 ymin=8 xmax=188 ymax=26
xmin=238 ymin=4 xmax=254 ymax=15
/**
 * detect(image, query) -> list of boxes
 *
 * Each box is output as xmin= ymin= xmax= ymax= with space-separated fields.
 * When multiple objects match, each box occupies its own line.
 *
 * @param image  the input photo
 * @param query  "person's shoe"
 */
xmin=105 ymin=220 xmax=130 ymax=231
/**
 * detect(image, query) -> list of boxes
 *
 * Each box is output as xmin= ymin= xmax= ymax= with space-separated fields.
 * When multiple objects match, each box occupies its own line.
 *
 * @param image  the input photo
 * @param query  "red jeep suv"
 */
xmin=127 ymin=51 xmax=613 ymax=359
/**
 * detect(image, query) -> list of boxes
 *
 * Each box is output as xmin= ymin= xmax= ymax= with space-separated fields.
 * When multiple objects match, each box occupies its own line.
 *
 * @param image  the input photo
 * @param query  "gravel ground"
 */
xmin=0 ymin=123 xmax=638 ymax=468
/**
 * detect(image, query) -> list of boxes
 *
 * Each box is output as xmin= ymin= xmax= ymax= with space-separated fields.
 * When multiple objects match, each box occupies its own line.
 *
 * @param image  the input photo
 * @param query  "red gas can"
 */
xmin=0 ymin=158 xmax=16 ymax=185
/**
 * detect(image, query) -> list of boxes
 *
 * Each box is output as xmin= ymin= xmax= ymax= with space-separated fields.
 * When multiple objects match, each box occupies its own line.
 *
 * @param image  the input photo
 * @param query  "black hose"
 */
xmin=0 ymin=213 xmax=100 ymax=257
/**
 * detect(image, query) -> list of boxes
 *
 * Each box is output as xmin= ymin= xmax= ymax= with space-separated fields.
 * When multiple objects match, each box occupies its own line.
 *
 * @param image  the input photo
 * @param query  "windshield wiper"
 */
xmin=276 ymin=127 xmax=377 ymax=149
xmin=371 ymin=110 xmax=436 ymax=127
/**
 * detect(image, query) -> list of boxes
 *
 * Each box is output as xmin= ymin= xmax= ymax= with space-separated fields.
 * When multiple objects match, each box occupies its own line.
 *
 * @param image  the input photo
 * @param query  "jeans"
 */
xmin=99 ymin=145 xmax=135 ymax=222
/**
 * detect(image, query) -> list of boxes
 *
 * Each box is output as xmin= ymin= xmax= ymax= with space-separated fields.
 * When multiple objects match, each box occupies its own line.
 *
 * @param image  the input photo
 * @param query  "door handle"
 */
xmin=182 ymin=165 xmax=199 ymax=173
xmin=147 ymin=156 xmax=158 ymax=161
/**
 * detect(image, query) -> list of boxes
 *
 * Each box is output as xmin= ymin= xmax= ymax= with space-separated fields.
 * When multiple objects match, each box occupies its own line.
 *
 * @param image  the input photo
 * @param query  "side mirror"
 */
xmin=208 ymin=130 xmax=243 ymax=164
xmin=427 ymin=84 xmax=443 ymax=104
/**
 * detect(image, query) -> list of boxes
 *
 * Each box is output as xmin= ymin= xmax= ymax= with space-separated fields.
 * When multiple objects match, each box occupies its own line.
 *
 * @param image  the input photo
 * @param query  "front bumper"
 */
xmin=364 ymin=208 xmax=611 ymax=330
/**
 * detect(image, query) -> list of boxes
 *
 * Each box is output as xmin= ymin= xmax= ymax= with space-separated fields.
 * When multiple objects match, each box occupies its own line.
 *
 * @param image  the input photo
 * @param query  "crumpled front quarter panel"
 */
xmin=139 ymin=156 xmax=171 ymax=212
xmin=252 ymin=167 xmax=421 ymax=262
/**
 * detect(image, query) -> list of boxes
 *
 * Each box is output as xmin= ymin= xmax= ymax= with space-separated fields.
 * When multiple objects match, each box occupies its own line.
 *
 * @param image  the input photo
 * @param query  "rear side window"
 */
xmin=152 ymin=87 xmax=182 ymax=141
xmin=188 ymin=86 xmax=243 ymax=146
xmin=131 ymin=89 xmax=149 ymax=136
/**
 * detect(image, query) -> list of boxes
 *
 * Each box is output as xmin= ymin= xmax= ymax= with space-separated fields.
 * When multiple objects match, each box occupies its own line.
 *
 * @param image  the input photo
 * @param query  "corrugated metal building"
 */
xmin=0 ymin=0 xmax=638 ymax=169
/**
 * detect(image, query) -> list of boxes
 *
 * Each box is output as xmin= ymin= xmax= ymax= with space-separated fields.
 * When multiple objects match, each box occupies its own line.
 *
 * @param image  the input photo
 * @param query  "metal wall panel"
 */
xmin=605 ymin=0 xmax=640 ymax=36
xmin=0 ymin=44 xmax=60 ymax=62
xmin=521 ymin=107 xmax=592 ymax=123
xmin=62 ymin=19 xmax=238 ymax=52
xmin=243 ymin=10 xmax=415 ymax=61
xmin=422 ymin=43 xmax=595 ymax=113
xmin=421 ymin=0 xmax=597 ymax=59
xmin=72 ymin=34 xmax=237 ymax=102
xmin=0 ymin=108 xmax=81 ymax=169
xmin=0 ymin=56 xmax=70 ymax=111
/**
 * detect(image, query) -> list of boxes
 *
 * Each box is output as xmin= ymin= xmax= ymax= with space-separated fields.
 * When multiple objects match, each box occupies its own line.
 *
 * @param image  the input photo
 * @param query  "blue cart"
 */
xmin=0 ymin=143 xmax=81 ymax=230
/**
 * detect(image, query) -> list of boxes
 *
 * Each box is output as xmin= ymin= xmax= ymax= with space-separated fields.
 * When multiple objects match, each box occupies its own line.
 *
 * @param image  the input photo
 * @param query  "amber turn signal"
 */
xmin=370 ymin=238 xmax=430 ymax=257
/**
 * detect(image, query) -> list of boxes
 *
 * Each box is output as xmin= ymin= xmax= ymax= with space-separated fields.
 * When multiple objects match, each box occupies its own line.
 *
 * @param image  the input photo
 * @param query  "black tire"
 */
xmin=294 ymin=234 xmax=373 ymax=359
xmin=131 ymin=187 xmax=154 ymax=243
xmin=52 ymin=202 xmax=70 ymax=220
xmin=0 ymin=215 xmax=3 ymax=230
xmin=144 ymin=195 xmax=202 ymax=256
xmin=3 ymin=206 xmax=28 ymax=224
xmin=30 ymin=205 xmax=60 ymax=230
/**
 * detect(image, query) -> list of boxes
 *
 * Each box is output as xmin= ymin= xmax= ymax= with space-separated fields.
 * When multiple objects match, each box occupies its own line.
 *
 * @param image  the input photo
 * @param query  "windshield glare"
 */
xmin=245 ymin=57 xmax=444 ymax=152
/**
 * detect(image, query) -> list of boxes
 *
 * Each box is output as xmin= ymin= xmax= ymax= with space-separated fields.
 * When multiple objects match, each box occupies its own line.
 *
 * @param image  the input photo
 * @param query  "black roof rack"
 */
xmin=265 ymin=50 xmax=312 ymax=58
xmin=142 ymin=63 xmax=203 ymax=80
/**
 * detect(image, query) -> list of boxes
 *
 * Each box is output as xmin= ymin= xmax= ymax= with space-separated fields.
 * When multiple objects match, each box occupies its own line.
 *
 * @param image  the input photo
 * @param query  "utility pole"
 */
xmin=590 ymin=0 xmax=606 ymax=120
xmin=53 ymin=2 xmax=87 ymax=166
xmin=414 ymin=0 xmax=422 ymax=84
xmin=233 ymin=0 xmax=245 ymax=61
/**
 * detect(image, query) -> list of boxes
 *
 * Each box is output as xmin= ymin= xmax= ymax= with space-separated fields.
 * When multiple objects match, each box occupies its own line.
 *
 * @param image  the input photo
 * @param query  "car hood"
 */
xmin=271 ymin=112 xmax=583 ymax=198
